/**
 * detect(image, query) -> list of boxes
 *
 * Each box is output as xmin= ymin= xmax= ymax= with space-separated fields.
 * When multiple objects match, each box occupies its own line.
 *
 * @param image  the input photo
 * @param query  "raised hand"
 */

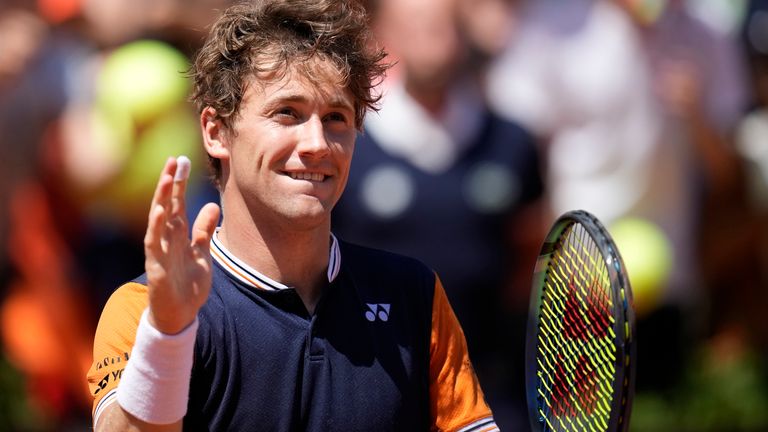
xmin=143 ymin=156 xmax=221 ymax=335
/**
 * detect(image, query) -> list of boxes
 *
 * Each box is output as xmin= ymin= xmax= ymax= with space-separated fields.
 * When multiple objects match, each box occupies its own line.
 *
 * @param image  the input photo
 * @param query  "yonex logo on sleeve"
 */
xmin=365 ymin=303 xmax=391 ymax=322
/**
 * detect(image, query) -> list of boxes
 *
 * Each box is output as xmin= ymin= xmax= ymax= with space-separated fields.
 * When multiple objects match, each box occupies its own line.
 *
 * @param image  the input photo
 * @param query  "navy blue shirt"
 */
xmin=185 ymin=240 xmax=434 ymax=431
xmin=88 ymin=233 xmax=497 ymax=431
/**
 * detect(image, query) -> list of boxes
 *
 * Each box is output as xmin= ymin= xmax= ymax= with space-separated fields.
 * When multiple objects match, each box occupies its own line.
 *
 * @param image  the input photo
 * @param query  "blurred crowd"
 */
xmin=1 ymin=0 xmax=767 ymax=430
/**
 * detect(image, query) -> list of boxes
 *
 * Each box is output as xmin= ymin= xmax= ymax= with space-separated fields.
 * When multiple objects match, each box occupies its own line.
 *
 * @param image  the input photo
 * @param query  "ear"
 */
xmin=201 ymin=107 xmax=230 ymax=161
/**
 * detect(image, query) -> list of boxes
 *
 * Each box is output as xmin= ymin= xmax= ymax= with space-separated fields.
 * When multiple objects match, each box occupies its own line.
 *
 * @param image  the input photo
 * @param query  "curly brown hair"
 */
xmin=189 ymin=0 xmax=388 ymax=186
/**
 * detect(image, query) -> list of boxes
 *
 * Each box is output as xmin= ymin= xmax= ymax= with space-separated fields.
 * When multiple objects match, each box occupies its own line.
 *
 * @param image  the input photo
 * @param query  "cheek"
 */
xmin=336 ymin=135 xmax=356 ymax=167
xmin=342 ymin=132 xmax=356 ymax=154
xmin=325 ymin=125 xmax=354 ymax=150
xmin=246 ymin=128 xmax=293 ymax=167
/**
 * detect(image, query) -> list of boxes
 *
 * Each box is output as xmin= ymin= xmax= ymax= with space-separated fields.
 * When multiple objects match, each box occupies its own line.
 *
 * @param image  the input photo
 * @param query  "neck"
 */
xmin=217 ymin=207 xmax=331 ymax=315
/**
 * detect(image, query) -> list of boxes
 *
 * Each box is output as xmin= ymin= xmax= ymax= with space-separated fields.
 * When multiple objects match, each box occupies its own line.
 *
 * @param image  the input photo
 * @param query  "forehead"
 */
xmin=246 ymin=56 xmax=355 ymax=109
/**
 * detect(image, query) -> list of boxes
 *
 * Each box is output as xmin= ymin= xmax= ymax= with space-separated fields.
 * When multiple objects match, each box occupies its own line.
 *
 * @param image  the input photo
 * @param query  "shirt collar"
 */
xmin=209 ymin=229 xmax=341 ymax=291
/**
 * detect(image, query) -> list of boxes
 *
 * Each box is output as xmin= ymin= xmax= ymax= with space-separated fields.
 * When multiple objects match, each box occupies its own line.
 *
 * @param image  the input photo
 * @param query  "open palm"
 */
xmin=143 ymin=156 xmax=220 ymax=335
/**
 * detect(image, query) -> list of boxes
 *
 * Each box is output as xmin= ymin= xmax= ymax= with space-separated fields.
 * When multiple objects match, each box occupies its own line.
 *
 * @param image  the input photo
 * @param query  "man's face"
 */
xmin=215 ymin=59 xmax=357 ymax=230
xmin=378 ymin=0 xmax=464 ymax=89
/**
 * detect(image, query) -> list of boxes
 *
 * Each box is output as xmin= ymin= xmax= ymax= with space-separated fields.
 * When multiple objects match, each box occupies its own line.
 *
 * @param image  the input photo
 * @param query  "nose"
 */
xmin=297 ymin=115 xmax=330 ymax=158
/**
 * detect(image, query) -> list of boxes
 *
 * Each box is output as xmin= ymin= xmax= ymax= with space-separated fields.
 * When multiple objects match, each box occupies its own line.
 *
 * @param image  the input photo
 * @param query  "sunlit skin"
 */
xmin=209 ymin=61 xmax=357 ymax=234
xmin=201 ymin=57 xmax=358 ymax=309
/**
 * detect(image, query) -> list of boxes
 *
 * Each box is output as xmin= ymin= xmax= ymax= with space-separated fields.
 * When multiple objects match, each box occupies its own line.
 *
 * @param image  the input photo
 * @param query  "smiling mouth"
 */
xmin=287 ymin=172 xmax=327 ymax=182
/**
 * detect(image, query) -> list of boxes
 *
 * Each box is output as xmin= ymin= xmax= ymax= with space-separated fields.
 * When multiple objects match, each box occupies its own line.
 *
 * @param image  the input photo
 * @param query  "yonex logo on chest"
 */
xmin=365 ymin=303 xmax=391 ymax=321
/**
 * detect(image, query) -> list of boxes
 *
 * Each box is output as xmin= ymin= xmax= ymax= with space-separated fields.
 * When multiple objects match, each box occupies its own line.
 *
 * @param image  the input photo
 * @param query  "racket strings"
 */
xmin=535 ymin=223 xmax=618 ymax=431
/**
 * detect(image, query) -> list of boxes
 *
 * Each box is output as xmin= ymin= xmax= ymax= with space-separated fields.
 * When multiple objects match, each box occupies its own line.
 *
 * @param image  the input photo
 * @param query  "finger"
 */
xmin=144 ymin=202 xmax=169 ymax=257
xmin=145 ymin=158 xmax=176 ymax=255
xmin=191 ymin=202 xmax=221 ymax=249
xmin=149 ymin=157 xmax=176 ymax=215
xmin=172 ymin=155 xmax=191 ymax=218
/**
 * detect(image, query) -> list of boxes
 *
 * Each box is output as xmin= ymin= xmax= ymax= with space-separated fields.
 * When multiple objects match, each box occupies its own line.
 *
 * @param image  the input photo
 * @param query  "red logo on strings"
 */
xmin=549 ymin=276 xmax=609 ymax=417
xmin=551 ymin=355 xmax=598 ymax=416
xmin=563 ymin=277 xmax=610 ymax=340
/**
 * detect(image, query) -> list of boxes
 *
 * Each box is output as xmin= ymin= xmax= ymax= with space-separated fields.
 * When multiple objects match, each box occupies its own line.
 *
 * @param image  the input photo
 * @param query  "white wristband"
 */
xmin=117 ymin=309 xmax=198 ymax=424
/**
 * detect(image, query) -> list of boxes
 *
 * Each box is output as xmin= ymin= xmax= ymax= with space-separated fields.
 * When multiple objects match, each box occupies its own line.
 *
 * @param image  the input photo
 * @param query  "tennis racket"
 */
xmin=526 ymin=210 xmax=636 ymax=431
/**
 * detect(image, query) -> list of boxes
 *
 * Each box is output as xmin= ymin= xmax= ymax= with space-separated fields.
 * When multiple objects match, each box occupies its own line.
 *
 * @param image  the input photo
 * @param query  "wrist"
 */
xmin=148 ymin=308 xmax=198 ymax=335
xmin=116 ymin=308 xmax=198 ymax=425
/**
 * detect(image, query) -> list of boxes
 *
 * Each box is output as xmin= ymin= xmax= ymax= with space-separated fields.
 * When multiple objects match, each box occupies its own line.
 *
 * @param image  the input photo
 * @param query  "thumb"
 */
xmin=191 ymin=202 xmax=221 ymax=249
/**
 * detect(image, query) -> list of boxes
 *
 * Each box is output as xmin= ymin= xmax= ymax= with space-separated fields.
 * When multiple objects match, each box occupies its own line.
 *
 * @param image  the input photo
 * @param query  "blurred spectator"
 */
xmin=0 ymin=1 xmax=228 ymax=429
xmin=0 ymin=3 xmax=49 ymax=285
xmin=486 ymin=0 xmax=659 ymax=232
xmin=0 ymin=3 xmax=61 ymax=430
xmin=0 ymin=1 xmax=97 ymax=427
xmin=78 ymin=0 xmax=231 ymax=53
xmin=333 ymin=0 xmax=544 ymax=428
xmin=733 ymin=0 xmax=768 ymax=357
xmin=616 ymin=0 xmax=752 ymax=397
xmin=455 ymin=0 xmax=522 ymax=79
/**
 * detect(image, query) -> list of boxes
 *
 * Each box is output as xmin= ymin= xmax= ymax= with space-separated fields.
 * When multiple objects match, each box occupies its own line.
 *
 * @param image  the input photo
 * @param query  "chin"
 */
xmin=281 ymin=201 xmax=332 ymax=228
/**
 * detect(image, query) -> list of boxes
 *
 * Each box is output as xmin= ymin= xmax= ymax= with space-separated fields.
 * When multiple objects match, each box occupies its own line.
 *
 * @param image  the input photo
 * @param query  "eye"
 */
xmin=275 ymin=107 xmax=298 ymax=118
xmin=324 ymin=111 xmax=349 ymax=124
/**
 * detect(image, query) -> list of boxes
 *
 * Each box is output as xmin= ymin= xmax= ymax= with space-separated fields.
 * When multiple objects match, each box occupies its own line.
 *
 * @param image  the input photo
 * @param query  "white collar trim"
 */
xmin=209 ymin=229 xmax=341 ymax=291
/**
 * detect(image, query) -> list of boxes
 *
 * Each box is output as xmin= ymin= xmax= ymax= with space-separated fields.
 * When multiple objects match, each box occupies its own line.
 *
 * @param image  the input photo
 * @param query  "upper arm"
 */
xmin=429 ymin=276 xmax=498 ymax=431
xmin=87 ymin=282 xmax=149 ymax=428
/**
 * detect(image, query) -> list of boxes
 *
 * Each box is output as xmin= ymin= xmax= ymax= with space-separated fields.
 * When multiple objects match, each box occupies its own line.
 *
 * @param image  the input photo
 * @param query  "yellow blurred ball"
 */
xmin=96 ymin=39 xmax=191 ymax=125
xmin=609 ymin=217 xmax=673 ymax=317
xmin=102 ymin=107 xmax=201 ymax=227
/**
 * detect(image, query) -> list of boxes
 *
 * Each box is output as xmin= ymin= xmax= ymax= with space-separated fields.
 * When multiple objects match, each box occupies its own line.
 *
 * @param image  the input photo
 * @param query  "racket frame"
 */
xmin=525 ymin=210 xmax=636 ymax=432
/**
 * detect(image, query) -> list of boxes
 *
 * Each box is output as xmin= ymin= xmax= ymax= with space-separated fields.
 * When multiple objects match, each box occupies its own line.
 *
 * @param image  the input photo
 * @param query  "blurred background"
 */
xmin=0 ymin=0 xmax=766 ymax=430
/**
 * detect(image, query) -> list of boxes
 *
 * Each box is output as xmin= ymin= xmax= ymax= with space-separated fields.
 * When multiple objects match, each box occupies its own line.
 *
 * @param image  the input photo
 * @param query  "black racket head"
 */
xmin=526 ymin=210 xmax=636 ymax=432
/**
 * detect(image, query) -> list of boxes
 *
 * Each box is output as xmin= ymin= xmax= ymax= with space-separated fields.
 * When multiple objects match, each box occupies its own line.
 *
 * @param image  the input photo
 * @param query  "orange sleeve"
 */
xmin=429 ymin=276 xmax=498 ymax=431
xmin=86 ymin=282 xmax=149 ymax=423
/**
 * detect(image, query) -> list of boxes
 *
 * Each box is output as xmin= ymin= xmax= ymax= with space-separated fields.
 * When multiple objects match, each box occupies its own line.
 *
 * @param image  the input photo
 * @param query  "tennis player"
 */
xmin=86 ymin=0 xmax=498 ymax=430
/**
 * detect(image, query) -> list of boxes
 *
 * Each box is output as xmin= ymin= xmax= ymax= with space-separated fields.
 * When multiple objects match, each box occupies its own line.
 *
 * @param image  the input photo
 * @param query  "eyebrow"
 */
xmin=265 ymin=92 xmax=355 ymax=113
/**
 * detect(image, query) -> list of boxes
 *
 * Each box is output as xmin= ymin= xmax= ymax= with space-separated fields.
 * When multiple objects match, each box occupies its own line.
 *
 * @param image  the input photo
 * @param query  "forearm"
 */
xmin=96 ymin=403 xmax=183 ymax=432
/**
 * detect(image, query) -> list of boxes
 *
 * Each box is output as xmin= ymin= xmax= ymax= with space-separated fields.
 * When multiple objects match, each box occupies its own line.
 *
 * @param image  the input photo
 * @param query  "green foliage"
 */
xmin=631 ymin=346 xmax=768 ymax=432
xmin=0 ymin=352 xmax=49 ymax=431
